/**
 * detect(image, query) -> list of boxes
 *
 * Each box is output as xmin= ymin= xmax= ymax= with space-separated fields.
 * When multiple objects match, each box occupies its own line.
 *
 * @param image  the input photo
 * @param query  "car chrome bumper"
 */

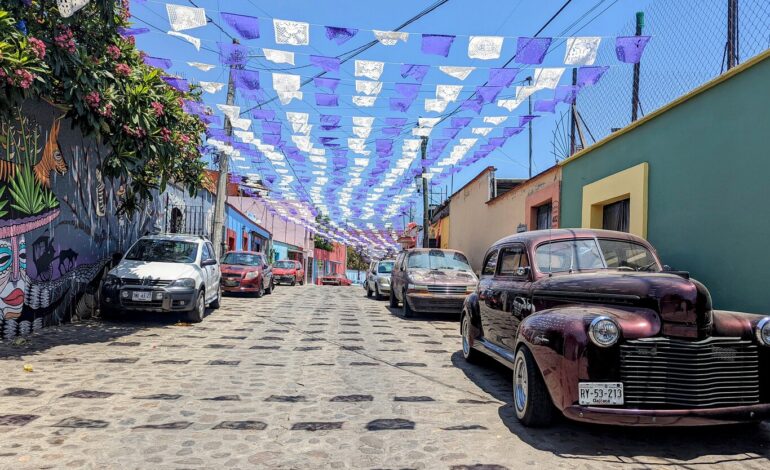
xmin=562 ymin=403 xmax=770 ymax=426
xmin=406 ymin=293 xmax=466 ymax=313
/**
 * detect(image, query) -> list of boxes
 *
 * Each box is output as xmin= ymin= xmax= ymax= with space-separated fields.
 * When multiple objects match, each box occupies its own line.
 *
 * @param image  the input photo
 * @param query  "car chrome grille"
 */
xmin=426 ymin=285 xmax=466 ymax=295
xmin=120 ymin=278 xmax=172 ymax=287
xmin=620 ymin=337 xmax=760 ymax=408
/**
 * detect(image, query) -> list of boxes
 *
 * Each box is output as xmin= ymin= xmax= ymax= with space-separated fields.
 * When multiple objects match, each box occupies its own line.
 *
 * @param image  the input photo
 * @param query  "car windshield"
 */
xmin=124 ymin=239 xmax=198 ymax=263
xmin=598 ymin=239 xmax=660 ymax=272
xmin=274 ymin=261 xmax=295 ymax=269
xmin=377 ymin=261 xmax=394 ymax=274
xmin=535 ymin=238 xmax=659 ymax=273
xmin=222 ymin=253 xmax=262 ymax=266
xmin=407 ymin=250 xmax=472 ymax=271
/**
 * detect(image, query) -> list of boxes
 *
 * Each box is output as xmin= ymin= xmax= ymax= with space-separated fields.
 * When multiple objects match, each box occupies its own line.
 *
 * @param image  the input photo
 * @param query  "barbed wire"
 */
xmin=573 ymin=0 xmax=770 ymax=144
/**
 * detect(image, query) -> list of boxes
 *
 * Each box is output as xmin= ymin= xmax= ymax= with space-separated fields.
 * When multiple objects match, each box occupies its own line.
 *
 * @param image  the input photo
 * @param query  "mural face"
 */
xmin=0 ymin=234 xmax=27 ymax=320
xmin=0 ymin=102 xmax=163 ymax=339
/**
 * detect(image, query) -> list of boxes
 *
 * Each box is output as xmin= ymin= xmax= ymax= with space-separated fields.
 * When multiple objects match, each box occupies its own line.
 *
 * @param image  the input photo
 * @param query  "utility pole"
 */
xmin=211 ymin=39 xmax=239 ymax=258
xmin=420 ymin=136 xmax=430 ymax=248
xmin=726 ymin=0 xmax=739 ymax=69
xmin=631 ymin=12 xmax=644 ymax=122
xmin=527 ymin=76 xmax=533 ymax=178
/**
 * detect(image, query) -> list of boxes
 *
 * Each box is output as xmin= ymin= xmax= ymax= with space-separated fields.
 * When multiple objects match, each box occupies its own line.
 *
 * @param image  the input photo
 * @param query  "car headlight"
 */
xmin=588 ymin=316 xmax=620 ymax=348
xmin=103 ymin=274 xmax=121 ymax=286
xmin=169 ymin=278 xmax=196 ymax=288
xmin=244 ymin=271 xmax=259 ymax=281
xmin=407 ymin=283 xmax=428 ymax=291
xmin=466 ymin=284 xmax=477 ymax=293
xmin=756 ymin=317 xmax=770 ymax=347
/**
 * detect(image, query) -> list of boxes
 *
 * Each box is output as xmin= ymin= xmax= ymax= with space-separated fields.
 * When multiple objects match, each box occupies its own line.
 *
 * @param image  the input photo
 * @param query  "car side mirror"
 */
xmin=662 ymin=264 xmax=672 ymax=271
xmin=263 ymin=264 xmax=269 ymax=270
xmin=516 ymin=266 xmax=531 ymax=277
xmin=201 ymin=258 xmax=217 ymax=267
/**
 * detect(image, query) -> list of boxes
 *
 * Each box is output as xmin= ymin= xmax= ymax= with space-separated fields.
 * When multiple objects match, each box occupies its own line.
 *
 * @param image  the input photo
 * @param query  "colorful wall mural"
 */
xmin=0 ymin=101 xmax=163 ymax=339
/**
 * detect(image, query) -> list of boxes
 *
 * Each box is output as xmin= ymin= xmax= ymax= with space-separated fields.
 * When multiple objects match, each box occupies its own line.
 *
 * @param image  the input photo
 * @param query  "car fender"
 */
xmin=515 ymin=305 xmax=661 ymax=410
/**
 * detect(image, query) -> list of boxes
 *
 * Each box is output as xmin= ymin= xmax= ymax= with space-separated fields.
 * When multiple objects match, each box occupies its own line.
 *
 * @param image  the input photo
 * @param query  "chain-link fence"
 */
xmin=575 ymin=0 xmax=770 ymax=145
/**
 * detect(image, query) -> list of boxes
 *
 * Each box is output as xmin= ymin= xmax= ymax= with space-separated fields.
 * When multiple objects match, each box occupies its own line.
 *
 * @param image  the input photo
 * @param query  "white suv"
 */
xmin=100 ymin=234 xmax=221 ymax=322
xmin=365 ymin=259 xmax=395 ymax=300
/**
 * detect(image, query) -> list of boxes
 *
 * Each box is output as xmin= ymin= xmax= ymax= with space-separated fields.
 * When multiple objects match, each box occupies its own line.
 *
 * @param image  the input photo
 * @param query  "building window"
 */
xmin=169 ymin=207 xmax=183 ymax=233
xmin=536 ymin=203 xmax=552 ymax=230
xmin=602 ymin=198 xmax=630 ymax=232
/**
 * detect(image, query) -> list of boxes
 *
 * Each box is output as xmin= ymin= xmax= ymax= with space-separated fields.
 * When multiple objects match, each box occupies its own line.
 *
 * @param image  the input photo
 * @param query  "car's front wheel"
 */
xmin=265 ymin=278 xmax=274 ymax=295
xmin=402 ymin=290 xmax=414 ymax=318
xmin=366 ymin=283 xmax=373 ymax=298
xmin=389 ymin=289 xmax=398 ymax=308
xmin=513 ymin=346 xmax=554 ymax=427
xmin=186 ymin=290 xmax=205 ymax=323
xmin=461 ymin=312 xmax=480 ymax=363
xmin=255 ymin=279 xmax=265 ymax=298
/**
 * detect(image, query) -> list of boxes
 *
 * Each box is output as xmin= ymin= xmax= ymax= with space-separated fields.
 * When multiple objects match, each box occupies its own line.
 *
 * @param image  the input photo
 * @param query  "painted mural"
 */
xmin=0 ymin=101 xmax=163 ymax=339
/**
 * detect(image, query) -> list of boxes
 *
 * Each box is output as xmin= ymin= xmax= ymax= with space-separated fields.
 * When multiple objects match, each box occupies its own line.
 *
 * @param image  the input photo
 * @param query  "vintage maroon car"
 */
xmin=219 ymin=251 xmax=274 ymax=297
xmin=461 ymin=229 xmax=770 ymax=427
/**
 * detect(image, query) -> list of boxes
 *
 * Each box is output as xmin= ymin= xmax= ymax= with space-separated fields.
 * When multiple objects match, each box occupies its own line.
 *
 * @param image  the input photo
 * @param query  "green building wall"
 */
xmin=560 ymin=52 xmax=770 ymax=313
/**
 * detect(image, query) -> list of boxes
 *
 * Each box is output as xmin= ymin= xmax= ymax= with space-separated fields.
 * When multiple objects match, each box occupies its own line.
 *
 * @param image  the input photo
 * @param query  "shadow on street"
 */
xmin=450 ymin=350 xmax=770 ymax=466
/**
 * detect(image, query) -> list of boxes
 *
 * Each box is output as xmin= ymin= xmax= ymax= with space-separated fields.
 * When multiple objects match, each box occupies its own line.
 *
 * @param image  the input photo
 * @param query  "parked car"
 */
xmin=100 ymin=234 xmax=221 ymax=323
xmin=273 ymin=259 xmax=305 ymax=286
xmin=461 ymin=228 xmax=770 ymax=427
xmin=220 ymin=251 xmax=274 ymax=297
xmin=390 ymin=248 xmax=477 ymax=318
xmin=365 ymin=259 xmax=395 ymax=299
xmin=320 ymin=272 xmax=352 ymax=286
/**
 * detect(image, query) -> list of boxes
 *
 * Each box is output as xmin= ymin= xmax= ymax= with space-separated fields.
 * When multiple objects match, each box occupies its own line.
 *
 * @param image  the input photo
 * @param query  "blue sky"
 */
xmin=129 ymin=0 xmax=653 ymax=230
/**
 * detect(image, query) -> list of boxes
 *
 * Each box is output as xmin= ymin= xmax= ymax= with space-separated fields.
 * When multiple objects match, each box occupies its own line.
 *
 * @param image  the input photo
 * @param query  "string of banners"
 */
xmin=151 ymin=4 xmax=652 ymax=66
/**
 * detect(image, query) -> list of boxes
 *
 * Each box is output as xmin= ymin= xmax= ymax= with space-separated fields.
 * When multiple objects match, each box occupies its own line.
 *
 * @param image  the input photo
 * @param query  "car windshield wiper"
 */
xmin=636 ymin=261 xmax=658 ymax=272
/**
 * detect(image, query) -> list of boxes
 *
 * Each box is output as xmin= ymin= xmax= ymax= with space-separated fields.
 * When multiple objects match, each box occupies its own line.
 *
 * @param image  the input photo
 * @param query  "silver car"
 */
xmin=365 ymin=259 xmax=395 ymax=300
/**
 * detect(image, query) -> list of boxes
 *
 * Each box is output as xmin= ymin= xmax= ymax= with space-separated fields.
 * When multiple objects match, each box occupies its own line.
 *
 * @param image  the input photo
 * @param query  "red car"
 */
xmin=320 ymin=272 xmax=352 ymax=286
xmin=273 ymin=260 xmax=305 ymax=286
xmin=219 ymin=251 xmax=274 ymax=297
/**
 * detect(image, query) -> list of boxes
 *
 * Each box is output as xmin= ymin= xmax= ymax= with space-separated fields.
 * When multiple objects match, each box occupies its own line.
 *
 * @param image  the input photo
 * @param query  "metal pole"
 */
xmin=727 ymin=0 xmax=738 ymax=69
xmin=570 ymin=68 xmax=577 ymax=155
xmin=631 ymin=12 xmax=644 ymax=122
xmin=527 ymin=76 xmax=533 ymax=178
xmin=420 ymin=136 xmax=430 ymax=248
xmin=211 ymin=38 xmax=240 ymax=258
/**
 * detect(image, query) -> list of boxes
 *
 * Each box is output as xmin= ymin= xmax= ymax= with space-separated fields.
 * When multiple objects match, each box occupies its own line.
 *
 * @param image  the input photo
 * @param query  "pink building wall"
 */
xmin=227 ymin=197 xmax=313 ymax=254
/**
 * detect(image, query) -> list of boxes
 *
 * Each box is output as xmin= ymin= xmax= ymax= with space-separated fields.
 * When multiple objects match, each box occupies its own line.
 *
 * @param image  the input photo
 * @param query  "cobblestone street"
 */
xmin=0 ymin=286 xmax=769 ymax=469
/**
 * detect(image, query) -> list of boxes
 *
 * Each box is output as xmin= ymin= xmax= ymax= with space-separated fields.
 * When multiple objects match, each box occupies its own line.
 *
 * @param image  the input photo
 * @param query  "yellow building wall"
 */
xmin=439 ymin=216 xmax=450 ymax=249
xmin=447 ymin=167 xmax=561 ymax=272
xmin=581 ymin=162 xmax=648 ymax=238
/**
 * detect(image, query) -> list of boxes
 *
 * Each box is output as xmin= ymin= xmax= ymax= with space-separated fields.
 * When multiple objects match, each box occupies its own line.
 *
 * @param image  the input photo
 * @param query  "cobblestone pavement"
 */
xmin=1 ymin=286 xmax=769 ymax=469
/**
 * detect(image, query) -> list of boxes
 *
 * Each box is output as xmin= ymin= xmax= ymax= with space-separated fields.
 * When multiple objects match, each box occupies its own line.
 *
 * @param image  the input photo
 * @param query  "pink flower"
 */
xmin=160 ymin=127 xmax=172 ymax=142
xmin=180 ymin=134 xmax=191 ymax=144
xmin=85 ymin=91 xmax=101 ymax=109
xmin=150 ymin=101 xmax=164 ymax=117
xmin=14 ymin=69 xmax=35 ymax=89
xmin=100 ymin=103 xmax=114 ymax=118
xmin=28 ymin=37 xmax=46 ymax=59
xmin=115 ymin=63 xmax=132 ymax=76
xmin=107 ymin=45 xmax=121 ymax=60
xmin=54 ymin=28 xmax=76 ymax=53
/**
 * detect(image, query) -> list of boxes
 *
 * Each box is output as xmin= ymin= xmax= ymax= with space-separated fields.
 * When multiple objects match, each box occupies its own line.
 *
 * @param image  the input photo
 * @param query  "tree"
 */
xmin=346 ymin=246 xmax=368 ymax=271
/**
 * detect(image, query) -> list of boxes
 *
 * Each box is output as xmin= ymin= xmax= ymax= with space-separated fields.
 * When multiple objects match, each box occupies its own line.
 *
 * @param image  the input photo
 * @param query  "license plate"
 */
xmin=578 ymin=382 xmax=624 ymax=405
xmin=131 ymin=291 xmax=152 ymax=302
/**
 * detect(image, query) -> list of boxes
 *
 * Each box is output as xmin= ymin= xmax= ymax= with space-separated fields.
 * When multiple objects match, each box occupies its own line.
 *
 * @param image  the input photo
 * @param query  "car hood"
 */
xmin=221 ymin=264 xmax=258 ymax=274
xmin=533 ymin=271 xmax=712 ymax=338
xmin=111 ymin=260 xmax=200 ymax=280
xmin=273 ymin=268 xmax=295 ymax=275
xmin=409 ymin=268 xmax=477 ymax=286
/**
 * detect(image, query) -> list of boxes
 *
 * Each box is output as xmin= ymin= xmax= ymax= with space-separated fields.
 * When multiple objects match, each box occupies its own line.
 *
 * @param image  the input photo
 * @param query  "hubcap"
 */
xmin=461 ymin=316 xmax=470 ymax=356
xmin=513 ymin=353 xmax=528 ymax=413
xmin=197 ymin=294 xmax=204 ymax=318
